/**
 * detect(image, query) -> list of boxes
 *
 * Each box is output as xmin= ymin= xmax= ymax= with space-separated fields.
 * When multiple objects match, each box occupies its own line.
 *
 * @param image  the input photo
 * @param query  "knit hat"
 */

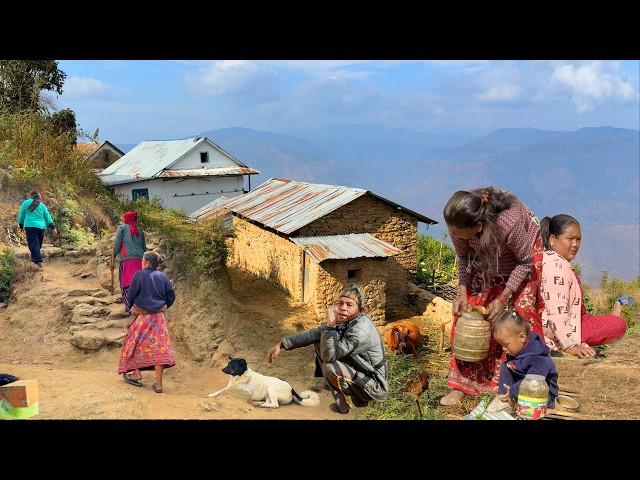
xmin=339 ymin=284 xmax=365 ymax=307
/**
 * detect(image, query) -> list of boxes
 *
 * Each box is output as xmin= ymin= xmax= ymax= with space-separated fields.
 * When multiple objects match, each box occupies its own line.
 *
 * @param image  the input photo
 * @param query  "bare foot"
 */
xmin=440 ymin=389 xmax=465 ymax=406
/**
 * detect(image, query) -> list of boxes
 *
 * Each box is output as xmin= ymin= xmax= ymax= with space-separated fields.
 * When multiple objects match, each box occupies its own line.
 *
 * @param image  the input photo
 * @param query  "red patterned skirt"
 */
xmin=117 ymin=311 xmax=176 ymax=374
xmin=447 ymin=235 xmax=545 ymax=395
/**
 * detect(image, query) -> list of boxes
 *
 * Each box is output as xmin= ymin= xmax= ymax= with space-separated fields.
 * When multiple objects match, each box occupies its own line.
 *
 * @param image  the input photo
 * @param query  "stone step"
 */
xmin=69 ymin=318 xmax=129 ymax=333
xmin=70 ymin=327 xmax=126 ymax=351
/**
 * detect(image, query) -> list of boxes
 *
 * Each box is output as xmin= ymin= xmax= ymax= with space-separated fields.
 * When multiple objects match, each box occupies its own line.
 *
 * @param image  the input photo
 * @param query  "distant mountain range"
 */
xmin=118 ymin=124 xmax=640 ymax=284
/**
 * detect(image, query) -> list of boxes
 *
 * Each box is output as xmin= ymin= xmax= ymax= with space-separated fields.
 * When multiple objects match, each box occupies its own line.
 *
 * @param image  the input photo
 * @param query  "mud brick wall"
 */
xmin=313 ymin=257 xmax=388 ymax=325
xmin=230 ymin=217 xmax=303 ymax=298
xmin=295 ymin=195 xmax=418 ymax=315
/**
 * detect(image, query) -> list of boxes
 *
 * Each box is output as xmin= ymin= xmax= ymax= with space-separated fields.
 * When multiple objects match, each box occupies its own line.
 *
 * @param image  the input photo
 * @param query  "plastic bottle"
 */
xmin=516 ymin=374 xmax=549 ymax=420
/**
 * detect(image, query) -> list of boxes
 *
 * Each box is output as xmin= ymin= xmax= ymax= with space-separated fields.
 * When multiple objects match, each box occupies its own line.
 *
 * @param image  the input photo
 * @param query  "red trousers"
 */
xmin=581 ymin=313 xmax=627 ymax=346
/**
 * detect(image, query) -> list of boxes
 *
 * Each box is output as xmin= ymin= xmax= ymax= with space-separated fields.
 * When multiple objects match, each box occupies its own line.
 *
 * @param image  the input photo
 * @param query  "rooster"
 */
xmin=401 ymin=371 xmax=430 ymax=419
xmin=384 ymin=320 xmax=423 ymax=356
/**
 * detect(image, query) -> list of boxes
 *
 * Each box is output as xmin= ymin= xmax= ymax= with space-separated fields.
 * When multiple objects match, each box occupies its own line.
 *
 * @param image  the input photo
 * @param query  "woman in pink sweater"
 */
xmin=540 ymin=214 xmax=631 ymax=358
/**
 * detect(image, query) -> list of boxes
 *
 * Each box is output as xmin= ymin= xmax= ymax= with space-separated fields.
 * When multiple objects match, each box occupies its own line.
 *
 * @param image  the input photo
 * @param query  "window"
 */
xmin=347 ymin=268 xmax=361 ymax=282
xmin=132 ymin=188 xmax=149 ymax=201
xmin=200 ymin=152 xmax=209 ymax=163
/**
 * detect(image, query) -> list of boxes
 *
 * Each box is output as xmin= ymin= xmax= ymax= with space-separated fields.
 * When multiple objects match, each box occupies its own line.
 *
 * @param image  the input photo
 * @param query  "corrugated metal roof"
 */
xmin=189 ymin=196 xmax=231 ymax=221
xmin=204 ymin=178 xmax=366 ymax=234
xmin=160 ymin=166 xmax=259 ymax=178
xmin=291 ymin=233 xmax=401 ymax=263
xmin=101 ymin=138 xmax=201 ymax=179
xmin=193 ymin=178 xmax=437 ymax=231
xmin=99 ymin=137 xmax=254 ymax=184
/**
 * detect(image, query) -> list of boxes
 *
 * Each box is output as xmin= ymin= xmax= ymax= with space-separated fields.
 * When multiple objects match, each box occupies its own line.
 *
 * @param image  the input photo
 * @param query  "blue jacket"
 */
xmin=17 ymin=199 xmax=55 ymax=230
xmin=498 ymin=333 xmax=558 ymax=407
xmin=128 ymin=268 xmax=175 ymax=313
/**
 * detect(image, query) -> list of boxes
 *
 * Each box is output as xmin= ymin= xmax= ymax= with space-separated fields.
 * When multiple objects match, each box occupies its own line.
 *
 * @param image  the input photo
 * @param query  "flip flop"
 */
xmin=123 ymin=373 xmax=143 ymax=387
xmin=152 ymin=383 xmax=163 ymax=394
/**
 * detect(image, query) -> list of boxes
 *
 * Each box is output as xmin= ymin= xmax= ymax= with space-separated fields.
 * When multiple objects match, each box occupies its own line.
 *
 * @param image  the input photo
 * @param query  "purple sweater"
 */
xmin=128 ymin=268 xmax=175 ymax=313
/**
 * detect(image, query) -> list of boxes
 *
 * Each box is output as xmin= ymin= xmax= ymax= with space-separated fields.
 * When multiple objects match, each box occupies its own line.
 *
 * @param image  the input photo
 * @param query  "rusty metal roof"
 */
xmin=75 ymin=142 xmax=100 ymax=156
xmin=189 ymin=196 xmax=231 ymax=221
xmin=160 ymin=166 xmax=259 ymax=178
xmin=291 ymin=233 xmax=401 ymax=262
xmin=193 ymin=178 xmax=437 ymax=232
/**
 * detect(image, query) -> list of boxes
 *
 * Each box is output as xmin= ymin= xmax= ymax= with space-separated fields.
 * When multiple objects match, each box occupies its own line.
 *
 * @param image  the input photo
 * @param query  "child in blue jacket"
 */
xmin=493 ymin=309 xmax=558 ymax=408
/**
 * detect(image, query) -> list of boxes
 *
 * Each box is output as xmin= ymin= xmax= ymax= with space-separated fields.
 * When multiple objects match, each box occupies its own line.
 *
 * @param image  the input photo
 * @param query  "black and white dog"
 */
xmin=207 ymin=358 xmax=320 ymax=409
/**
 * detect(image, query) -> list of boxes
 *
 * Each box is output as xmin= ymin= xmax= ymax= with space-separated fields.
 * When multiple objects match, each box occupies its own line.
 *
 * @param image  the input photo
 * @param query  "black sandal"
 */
xmin=124 ymin=373 xmax=143 ymax=387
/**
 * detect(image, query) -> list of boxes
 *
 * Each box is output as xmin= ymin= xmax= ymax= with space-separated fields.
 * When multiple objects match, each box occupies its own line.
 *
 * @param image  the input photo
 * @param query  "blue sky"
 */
xmin=54 ymin=60 xmax=640 ymax=144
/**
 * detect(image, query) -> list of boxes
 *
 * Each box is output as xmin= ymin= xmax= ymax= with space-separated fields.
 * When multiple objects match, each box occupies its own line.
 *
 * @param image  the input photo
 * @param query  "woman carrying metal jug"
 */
xmin=439 ymin=187 xmax=544 ymax=406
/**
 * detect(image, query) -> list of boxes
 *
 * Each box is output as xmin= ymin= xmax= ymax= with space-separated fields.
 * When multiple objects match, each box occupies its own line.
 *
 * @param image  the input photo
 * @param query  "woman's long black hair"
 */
xmin=443 ymin=186 xmax=516 ymax=272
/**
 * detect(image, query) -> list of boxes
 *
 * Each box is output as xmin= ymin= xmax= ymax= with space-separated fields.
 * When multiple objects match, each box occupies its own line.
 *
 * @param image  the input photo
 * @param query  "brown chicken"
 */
xmin=384 ymin=320 xmax=423 ymax=356
xmin=401 ymin=371 xmax=430 ymax=419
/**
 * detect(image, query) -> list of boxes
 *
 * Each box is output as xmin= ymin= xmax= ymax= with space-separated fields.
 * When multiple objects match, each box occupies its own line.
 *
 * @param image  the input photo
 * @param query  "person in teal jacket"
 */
xmin=17 ymin=191 xmax=57 ymax=268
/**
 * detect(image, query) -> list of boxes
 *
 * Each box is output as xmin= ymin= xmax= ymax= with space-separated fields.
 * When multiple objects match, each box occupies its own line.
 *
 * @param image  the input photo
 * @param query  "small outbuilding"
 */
xmin=194 ymin=178 xmax=437 ymax=324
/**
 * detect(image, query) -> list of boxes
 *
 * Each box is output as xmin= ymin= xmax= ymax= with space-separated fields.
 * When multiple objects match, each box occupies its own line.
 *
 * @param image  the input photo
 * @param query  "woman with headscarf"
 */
xmin=266 ymin=284 xmax=388 ymax=414
xmin=17 ymin=191 xmax=58 ymax=268
xmin=109 ymin=211 xmax=146 ymax=311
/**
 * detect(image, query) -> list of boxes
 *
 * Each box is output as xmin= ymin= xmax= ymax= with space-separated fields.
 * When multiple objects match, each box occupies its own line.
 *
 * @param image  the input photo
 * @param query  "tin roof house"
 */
xmin=98 ymin=137 xmax=259 ymax=215
xmin=76 ymin=141 xmax=124 ymax=172
xmin=193 ymin=178 xmax=437 ymax=324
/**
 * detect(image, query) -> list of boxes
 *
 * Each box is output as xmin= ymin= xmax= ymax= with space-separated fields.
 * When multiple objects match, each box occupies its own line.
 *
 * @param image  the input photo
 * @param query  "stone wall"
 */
xmin=295 ymin=194 xmax=418 ymax=317
xmin=313 ymin=257 xmax=388 ymax=325
xmin=229 ymin=217 xmax=303 ymax=298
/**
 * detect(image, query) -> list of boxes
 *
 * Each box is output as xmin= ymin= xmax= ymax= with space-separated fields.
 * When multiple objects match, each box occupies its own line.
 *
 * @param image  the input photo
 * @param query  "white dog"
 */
xmin=207 ymin=358 xmax=320 ymax=408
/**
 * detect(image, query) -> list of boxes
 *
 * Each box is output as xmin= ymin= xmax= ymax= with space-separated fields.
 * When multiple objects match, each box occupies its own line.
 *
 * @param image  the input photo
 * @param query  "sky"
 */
xmin=54 ymin=60 xmax=640 ymax=144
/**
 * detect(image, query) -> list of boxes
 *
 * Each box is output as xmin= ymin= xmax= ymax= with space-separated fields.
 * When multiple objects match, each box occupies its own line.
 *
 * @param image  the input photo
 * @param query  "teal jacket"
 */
xmin=113 ymin=224 xmax=147 ymax=262
xmin=17 ymin=199 xmax=55 ymax=230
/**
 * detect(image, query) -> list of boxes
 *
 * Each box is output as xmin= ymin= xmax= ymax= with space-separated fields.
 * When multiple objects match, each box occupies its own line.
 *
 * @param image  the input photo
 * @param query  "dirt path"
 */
xmin=0 ymin=252 xmax=354 ymax=419
xmin=2 ymin=243 xmax=638 ymax=420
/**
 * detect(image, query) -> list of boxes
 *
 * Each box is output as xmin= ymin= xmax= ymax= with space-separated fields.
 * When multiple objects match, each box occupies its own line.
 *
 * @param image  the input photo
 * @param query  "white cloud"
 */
xmin=476 ymin=84 xmax=523 ymax=103
xmin=64 ymin=76 xmax=109 ymax=97
xmin=550 ymin=61 xmax=639 ymax=112
xmin=184 ymin=60 xmax=280 ymax=98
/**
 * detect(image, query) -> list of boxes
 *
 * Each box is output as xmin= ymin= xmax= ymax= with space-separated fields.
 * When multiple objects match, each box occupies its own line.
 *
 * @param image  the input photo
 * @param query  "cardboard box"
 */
xmin=0 ymin=379 xmax=39 ymax=407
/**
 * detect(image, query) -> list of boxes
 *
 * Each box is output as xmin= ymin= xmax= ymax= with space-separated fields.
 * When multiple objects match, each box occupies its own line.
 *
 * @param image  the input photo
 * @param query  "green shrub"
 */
xmin=118 ymin=197 xmax=235 ymax=277
xmin=417 ymin=233 xmax=457 ymax=285
xmin=585 ymin=273 xmax=640 ymax=331
xmin=0 ymin=249 xmax=16 ymax=303
xmin=359 ymin=352 xmax=447 ymax=420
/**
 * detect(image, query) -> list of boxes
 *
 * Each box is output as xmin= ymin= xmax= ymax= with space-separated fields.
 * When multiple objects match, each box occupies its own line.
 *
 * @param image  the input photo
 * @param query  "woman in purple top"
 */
xmin=118 ymin=251 xmax=176 ymax=393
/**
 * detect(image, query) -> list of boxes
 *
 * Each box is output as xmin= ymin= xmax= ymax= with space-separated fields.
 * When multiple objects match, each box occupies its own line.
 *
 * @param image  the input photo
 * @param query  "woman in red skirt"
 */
xmin=440 ymin=187 xmax=544 ymax=406
xmin=118 ymin=251 xmax=176 ymax=393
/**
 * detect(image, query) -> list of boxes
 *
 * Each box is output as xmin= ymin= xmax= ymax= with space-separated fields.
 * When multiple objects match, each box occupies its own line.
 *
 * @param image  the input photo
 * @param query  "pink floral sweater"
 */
xmin=540 ymin=250 xmax=586 ymax=350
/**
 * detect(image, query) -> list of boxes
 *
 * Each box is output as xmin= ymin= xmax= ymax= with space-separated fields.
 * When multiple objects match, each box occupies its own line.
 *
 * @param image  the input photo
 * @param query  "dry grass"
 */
xmin=553 ymin=334 xmax=640 ymax=419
